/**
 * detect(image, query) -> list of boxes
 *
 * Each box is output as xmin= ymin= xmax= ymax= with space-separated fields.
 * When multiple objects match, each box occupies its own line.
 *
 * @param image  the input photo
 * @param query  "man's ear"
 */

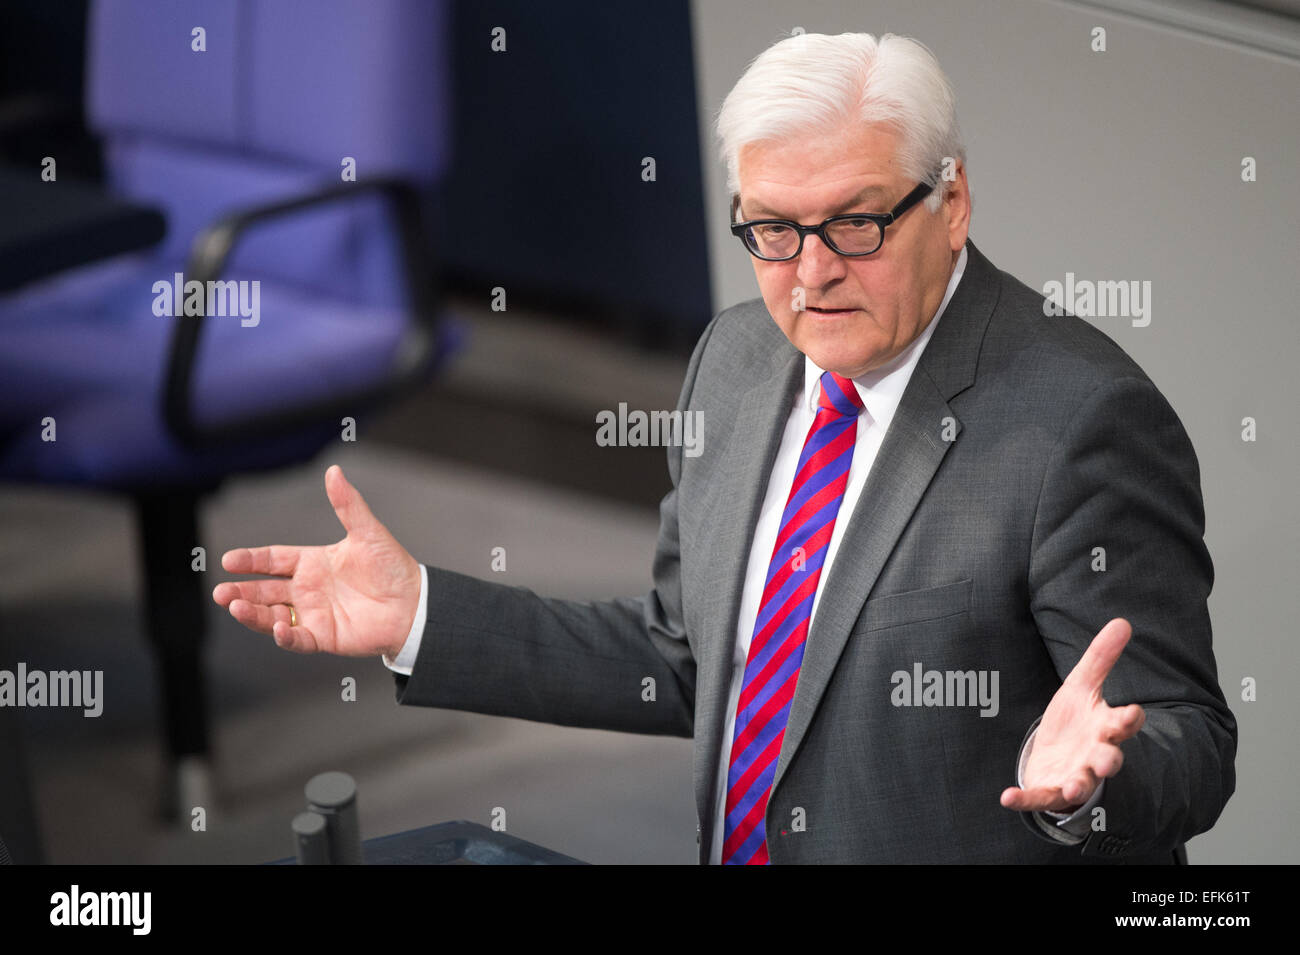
xmin=942 ymin=161 xmax=972 ymax=252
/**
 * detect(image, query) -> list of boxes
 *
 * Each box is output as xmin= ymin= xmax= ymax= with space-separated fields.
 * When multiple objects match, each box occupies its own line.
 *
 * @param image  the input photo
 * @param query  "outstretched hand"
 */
xmin=212 ymin=465 xmax=421 ymax=659
xmin=1000 ymin=618 xmax=1146 ymax=814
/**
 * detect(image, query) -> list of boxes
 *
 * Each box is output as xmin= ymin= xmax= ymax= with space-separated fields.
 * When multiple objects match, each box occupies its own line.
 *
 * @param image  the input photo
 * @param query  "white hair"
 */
xmin=715 ymin=32 xmax=966 ymax=213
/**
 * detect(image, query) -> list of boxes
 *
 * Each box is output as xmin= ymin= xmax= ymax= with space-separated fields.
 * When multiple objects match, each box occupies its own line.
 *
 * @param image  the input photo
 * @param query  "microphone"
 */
xmin=291 ymin=771 xmax=363 ymax=865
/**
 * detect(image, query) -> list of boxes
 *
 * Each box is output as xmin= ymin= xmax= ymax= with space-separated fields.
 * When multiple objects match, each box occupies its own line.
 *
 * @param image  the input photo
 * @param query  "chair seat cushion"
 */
xmin=0 ymin=257 xmax=446 ymax=489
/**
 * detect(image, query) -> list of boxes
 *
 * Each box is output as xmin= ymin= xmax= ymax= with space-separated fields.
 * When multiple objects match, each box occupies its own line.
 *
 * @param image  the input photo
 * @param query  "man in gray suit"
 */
xmin=214 ymin=32 xmax=1235 ymax=864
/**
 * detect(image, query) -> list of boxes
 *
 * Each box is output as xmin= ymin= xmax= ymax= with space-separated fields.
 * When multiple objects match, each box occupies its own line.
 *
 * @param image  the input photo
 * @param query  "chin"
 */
xmin=801 ymin=348 xmax=866 ymax=378
xmin=794 ymin=331 xmax=873 ymax=373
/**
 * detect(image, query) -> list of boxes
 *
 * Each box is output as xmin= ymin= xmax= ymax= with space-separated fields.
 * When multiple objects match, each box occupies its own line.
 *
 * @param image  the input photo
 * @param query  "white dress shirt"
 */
xmin=383 ymin=245 xmax=1101 ymax=861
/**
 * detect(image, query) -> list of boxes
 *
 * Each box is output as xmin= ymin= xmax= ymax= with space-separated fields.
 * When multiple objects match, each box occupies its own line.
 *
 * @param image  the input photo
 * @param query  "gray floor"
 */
xmin=0 ymin=305 xmax=702 ymax=865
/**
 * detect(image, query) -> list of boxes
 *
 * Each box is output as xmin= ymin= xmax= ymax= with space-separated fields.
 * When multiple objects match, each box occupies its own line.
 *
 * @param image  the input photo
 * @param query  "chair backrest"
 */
xmin=85 ymin=0 xmax=450 ymax=306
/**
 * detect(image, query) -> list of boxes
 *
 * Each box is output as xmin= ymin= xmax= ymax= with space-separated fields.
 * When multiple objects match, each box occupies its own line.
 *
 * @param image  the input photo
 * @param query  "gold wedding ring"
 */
xmin=286 ymin=604 xmax=297 ymax=628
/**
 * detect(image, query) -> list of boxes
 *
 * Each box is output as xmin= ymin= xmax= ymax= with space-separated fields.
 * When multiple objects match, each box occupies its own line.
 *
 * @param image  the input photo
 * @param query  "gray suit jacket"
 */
xmin=394 ymin=238 xmax=1237 ymax=864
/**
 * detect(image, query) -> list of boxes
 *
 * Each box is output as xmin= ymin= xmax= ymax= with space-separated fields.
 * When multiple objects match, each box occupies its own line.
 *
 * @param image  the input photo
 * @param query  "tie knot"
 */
xmin=818 ymin=371 xmax=864 ymax=417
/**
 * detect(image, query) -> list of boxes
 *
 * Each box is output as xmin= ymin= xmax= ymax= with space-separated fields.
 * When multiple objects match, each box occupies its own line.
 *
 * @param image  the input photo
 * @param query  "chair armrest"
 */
xmin=163 ymin=177 xmax=445 ymax=448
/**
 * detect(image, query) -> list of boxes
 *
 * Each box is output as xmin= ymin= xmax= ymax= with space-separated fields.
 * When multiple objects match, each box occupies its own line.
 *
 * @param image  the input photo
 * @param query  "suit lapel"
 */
xmin=692 ymin=343 xmax=803 ymax=843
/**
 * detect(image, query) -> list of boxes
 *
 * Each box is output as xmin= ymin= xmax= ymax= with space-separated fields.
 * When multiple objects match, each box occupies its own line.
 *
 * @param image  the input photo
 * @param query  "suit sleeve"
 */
xmin=388 ymin=314 xmax=722 ymax=738
xmin=1024 ymin=374 xmax=1237 ymax=857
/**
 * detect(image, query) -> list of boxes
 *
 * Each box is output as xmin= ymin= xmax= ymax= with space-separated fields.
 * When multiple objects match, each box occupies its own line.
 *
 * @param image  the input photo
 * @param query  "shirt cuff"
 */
xmin=381 ymin=563 xmax=426 ymax=676
xmin=1016 ymin=725 xmax=1105 ymax=842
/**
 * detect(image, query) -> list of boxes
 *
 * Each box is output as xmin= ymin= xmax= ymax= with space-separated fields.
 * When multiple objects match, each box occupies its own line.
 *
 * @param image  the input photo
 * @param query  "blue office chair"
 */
xmin=0 ymin=0 xmax=460 ymax=816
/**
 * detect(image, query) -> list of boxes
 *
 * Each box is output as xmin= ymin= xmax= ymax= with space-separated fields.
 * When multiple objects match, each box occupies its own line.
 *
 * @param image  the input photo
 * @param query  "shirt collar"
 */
xmin=801 ymin=244 xmax=968 ymax=423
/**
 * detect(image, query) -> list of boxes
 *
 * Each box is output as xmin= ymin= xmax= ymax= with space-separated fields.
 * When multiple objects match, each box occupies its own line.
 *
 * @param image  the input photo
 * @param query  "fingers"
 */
xmin=1001 ymin=775 xmax=1097 ymax=812
xmin=1089 ymin=741 xmax=1125 ymax=779
xmin=1000 ymin=785 xmax=1061 ymax=811
xmin=271 ymin=618 xmax=319 ymax=654
xmin=226 ymin=598 xmax=317 ymax=653
xmin=1061 ymin=772 xmax=1098 ymax=805
xmin=325 ymin=464 xmax=377 ymax=537
xmin=1005 ymin=739 xmax=1126 ymax=812
xmin=1064 ymin=741 xmax=1125 ymax=801
xmin=215 ymin=554 xmax=312 ymax=651
xmin=221 ymin=544 xmax=300 ymax=577
xmin=212 ymin=578 xmax=292 ymax=608
xmin=1104 ymin=703 xmax=1145 ymax=743
xmin=225 ymin=597 xmax=285 ymax=636
xmin=1066 ymin=617 xmax=1132 ymax=694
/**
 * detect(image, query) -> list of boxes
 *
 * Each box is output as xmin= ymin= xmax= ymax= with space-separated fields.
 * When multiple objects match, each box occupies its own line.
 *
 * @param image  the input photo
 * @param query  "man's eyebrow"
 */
xmin=744 ymin=185 xmax=890 ymax=219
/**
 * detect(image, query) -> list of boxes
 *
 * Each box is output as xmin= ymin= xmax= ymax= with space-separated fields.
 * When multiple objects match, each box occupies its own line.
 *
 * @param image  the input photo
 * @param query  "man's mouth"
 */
xmin=805 ymin=306 xmax=857 ymax=315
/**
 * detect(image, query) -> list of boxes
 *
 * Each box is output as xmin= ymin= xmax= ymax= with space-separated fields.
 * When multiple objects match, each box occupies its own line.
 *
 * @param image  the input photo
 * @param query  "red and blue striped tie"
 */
xmin=721 ymin=370 xmax=864 ymax=865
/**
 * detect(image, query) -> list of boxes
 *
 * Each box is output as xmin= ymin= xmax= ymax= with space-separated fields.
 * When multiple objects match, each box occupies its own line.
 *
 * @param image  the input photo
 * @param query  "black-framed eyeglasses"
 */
xmin=730 ymin=181 xmax=933 ymax=261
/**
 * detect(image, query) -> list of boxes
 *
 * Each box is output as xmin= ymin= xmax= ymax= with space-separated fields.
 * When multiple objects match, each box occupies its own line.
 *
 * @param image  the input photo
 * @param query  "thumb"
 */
xmin=1067 ymin=617 xmax=1132 ymax=694
xmin=325 ymin=464 xmax=378 ymax=537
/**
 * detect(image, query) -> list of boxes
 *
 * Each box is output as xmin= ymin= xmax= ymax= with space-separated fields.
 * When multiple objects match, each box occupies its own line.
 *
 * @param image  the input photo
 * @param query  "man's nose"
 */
xmin=795 ymin=233 xmax=847 ymax=288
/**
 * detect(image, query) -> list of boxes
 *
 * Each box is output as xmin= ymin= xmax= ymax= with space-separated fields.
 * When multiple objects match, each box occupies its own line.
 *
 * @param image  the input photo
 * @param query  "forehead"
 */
xmin=737 ymin=121 xmax=905 ymax=217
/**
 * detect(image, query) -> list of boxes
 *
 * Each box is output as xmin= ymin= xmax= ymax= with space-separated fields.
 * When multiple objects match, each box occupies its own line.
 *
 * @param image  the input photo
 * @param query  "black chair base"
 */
xmin=134 ymin=489 xmax=213 ymax=821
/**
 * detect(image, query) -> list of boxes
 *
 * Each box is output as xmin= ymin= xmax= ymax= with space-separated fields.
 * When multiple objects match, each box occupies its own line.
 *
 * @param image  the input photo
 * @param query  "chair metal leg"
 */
xmin=0 ymin=702 xmax=43 ymax=863
xmin=134 ymin=491 xmax=213 ymax=820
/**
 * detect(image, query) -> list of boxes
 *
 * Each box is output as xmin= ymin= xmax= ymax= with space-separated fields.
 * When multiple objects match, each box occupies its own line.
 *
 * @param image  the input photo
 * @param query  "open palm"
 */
xmin=212 ymin=465 xmax=421 ymax=658
xmin=1000 ymin=618 xmax=1146 ymax=813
